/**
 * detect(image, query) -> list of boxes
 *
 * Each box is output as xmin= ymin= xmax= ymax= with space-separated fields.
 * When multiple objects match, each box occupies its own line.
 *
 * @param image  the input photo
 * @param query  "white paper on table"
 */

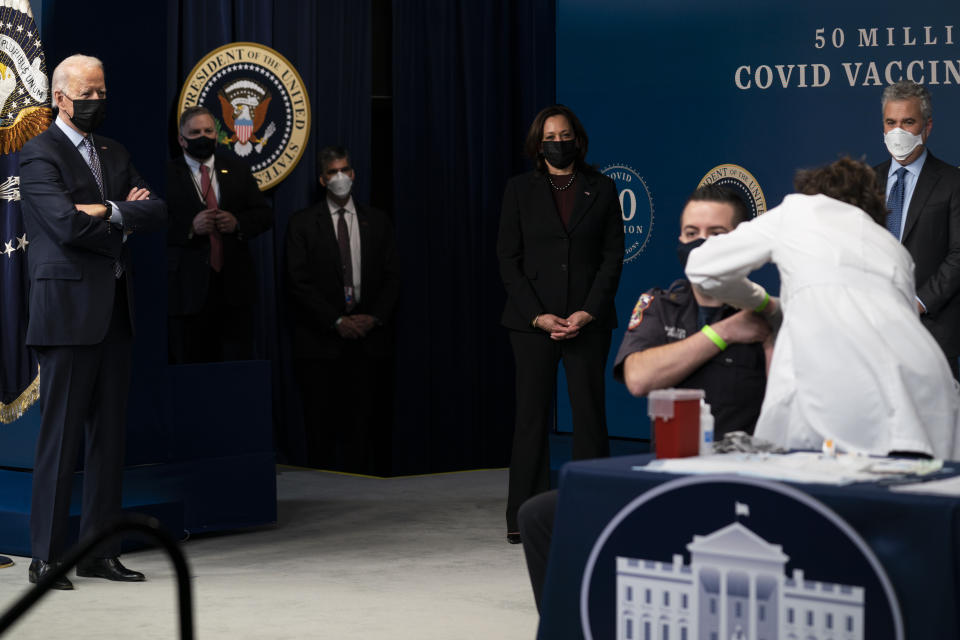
xmin=635 ymin=452 xmax=941 ymax=486
xmin=889 ymin=473 xmax=960 ymax=497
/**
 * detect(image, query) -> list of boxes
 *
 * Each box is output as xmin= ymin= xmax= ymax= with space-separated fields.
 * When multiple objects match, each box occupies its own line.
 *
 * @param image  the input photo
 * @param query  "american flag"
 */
xmin=0 ymin=1 xmax=50 ymax=424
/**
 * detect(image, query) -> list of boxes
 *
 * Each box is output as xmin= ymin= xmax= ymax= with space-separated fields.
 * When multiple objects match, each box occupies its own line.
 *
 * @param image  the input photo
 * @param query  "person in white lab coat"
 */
xmin=686 ymin=157 xmax=960 ymax=460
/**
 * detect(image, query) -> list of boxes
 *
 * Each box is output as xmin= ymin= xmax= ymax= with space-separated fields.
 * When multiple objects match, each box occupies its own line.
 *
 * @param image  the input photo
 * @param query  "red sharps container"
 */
xmin=647 ymin=388 xmax=704 ymax=458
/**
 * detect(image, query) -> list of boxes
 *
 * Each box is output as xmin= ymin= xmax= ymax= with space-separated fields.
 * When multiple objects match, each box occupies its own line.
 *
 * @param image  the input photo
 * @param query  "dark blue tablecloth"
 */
xmin=538 ymin=454 xmax=960 ymax=640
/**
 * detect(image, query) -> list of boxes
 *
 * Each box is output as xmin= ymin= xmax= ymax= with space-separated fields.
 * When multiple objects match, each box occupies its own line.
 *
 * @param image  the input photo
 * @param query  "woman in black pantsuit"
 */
xmin=497 ymin=105 xmax=624 ymax=542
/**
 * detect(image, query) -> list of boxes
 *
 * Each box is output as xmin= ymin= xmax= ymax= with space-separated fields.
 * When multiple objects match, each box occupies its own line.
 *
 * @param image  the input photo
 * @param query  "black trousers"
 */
xmin=30 ymin=279 xmax=132 ymax=561
xmin=295 ymin=344 xmax=392 ymax=475
xmin=506 ymin=329 xmax=610 ymax=531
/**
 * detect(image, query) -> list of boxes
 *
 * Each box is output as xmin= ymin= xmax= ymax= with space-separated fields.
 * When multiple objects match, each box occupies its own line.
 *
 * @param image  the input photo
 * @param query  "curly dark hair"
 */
xmin=524 ymin=104 xmax=589 ymax=172
xmin=793 ymin=157 xmax=887 ymax=225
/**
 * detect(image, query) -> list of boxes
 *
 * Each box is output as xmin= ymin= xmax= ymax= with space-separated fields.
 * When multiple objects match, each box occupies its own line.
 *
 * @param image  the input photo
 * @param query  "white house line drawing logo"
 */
xmin=615 ymin=503 xmax=865 ymax=640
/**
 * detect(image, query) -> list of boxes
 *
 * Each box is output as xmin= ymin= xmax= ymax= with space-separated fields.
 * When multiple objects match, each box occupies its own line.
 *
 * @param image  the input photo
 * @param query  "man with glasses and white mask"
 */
xmin=167 ymin=105 xmax=273 ymax=364
xmin=285 ymin=146 xmax=399 ymax=473
xmin=874 ymin=80 xmax=960 ymax=379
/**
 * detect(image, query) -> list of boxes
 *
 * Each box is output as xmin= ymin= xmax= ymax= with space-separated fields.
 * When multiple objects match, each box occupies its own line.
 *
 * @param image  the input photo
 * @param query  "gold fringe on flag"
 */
xmin=0 ymin=370 xmax=39 ymax=424
xmin=0 ymin=106 xmax=52 ymax=155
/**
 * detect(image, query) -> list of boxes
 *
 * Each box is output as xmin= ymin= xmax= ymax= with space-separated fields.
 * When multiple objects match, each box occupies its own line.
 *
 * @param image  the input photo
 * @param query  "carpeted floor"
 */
xmin=0 ymin=467 xmax=539 ymax=639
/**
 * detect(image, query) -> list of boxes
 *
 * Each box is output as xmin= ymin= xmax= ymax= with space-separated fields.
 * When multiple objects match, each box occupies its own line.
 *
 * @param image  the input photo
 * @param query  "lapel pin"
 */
xmin=585 ymin=191 xmax=591 ymax=196
xmin=220 ymin=169 xmax=229 ymax=174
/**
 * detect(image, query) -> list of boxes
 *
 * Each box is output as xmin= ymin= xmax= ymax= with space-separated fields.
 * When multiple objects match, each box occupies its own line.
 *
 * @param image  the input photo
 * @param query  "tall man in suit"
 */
xmin=20 ymin=55 xmax=166 ymax=589
xmin=285 ymin=146 xmax=399 ymax=473
xmin=875 ymin=80 xmax=960 ymax=379
xmin=167 ymin=106 xmax=273 ymax=363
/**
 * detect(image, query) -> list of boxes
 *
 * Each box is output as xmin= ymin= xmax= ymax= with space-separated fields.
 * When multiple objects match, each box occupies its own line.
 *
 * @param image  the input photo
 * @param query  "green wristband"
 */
xmin=701 ymin=324 xmax=728 ymax=351
xmin=754 ymin=292 xmax=770 ymax=313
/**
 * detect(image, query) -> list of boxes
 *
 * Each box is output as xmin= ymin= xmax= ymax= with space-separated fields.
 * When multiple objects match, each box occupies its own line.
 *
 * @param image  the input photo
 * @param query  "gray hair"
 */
xmin=881 ymin=80 xmax=932 ymax=123
xmin=50 ymin=54 xmax=103 ymax=107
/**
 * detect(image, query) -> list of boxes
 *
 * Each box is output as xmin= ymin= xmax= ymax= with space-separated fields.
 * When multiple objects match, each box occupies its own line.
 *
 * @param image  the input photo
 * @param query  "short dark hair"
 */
xmin=317 ymin=145 xmax=351 ymax=177
xmin=793 ymin=156 xmax=887 ymax=225
xmin=179 ymin=105 xmax=214 ymax=131
xmin=685 ymin=184 xmax=751 ymax=227
xmin=524 ymin=104 xmax=589 ymax=172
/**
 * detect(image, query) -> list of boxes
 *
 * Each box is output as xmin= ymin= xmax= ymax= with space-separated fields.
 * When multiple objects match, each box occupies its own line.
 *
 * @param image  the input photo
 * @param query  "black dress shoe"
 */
xmin=28 ymin=559 xmax=74 ymax=590
xmin=77 ymin=557 xmax=145 ymax=582
xmin=507 ymin=532 xmax=522 ymax=544
xmin=0 ymin=555 xmax=13 ymax=569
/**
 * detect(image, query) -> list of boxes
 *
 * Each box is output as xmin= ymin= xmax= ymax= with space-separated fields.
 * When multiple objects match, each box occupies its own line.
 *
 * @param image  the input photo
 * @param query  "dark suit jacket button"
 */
xmin=560 ymin=264 xmax=567 ymax=271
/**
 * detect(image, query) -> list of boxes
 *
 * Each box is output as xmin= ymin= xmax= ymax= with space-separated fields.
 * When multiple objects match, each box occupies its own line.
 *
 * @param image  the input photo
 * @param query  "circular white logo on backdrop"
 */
xmin=602 ymin=164 xmax=655 ymax=263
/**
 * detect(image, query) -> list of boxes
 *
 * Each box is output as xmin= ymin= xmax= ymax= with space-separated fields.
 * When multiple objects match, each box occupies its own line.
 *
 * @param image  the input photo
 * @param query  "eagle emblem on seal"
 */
xmin=216 ymin=79 xmax=277 ymax=157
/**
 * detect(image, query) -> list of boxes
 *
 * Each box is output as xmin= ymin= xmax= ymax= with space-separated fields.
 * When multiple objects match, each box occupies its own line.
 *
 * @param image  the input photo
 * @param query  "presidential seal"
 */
xmin=698 ymin=164 xmax=766 ymax=217
xmin=178 ymin=42 xmax=310 ymax=191
xmin=601 ymin=164 xmax=654 ymax=263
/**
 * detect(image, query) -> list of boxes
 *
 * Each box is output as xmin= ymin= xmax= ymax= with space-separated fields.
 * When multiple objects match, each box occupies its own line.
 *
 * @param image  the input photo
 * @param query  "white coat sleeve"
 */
xmin=685 ymin=211 xmax=780 ymax=310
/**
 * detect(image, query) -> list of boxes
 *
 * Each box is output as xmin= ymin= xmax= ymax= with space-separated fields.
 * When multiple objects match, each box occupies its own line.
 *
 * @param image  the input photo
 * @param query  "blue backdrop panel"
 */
xmin=557 ymin=0 xmax=960 ymax=439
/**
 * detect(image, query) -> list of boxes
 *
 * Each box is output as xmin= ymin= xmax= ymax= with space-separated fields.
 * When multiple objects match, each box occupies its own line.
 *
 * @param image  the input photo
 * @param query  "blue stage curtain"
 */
xmin=169 ymin=0 xmax=372 ymax=463
xmin=391 ymin=0 xmax=556 ymax=472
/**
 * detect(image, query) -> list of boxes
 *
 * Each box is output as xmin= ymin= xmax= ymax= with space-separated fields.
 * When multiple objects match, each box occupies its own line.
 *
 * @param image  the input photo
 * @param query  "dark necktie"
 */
xmin=199 ymin=164 xmax=224 ymax=272
xmin=82 ymin=136 xmax=123 ymax=278
xmin=886 ymin=167 xmax=908 ymax=239
xmin=336 ymin=208 xmax=355 ymax=311
xmin=81 ymin=135 xmax=104 ymax=198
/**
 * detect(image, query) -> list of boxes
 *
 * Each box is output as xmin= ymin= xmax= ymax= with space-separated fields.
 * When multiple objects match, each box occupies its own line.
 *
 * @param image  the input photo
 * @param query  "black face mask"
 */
xmin=67 ymin=97 xmax=106 ymax=133
xmin=541 ymin=140 xmax=578 ymax=169
xmin=676 ymin=237 xmax=707 ymax=271
xmin=184 ymin=135 xmax=217 ymax=160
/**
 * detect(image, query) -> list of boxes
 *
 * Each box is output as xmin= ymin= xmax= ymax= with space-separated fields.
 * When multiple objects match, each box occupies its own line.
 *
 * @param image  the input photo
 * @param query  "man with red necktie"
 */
xmin=167 ymin=106 xmax=273 ymax=363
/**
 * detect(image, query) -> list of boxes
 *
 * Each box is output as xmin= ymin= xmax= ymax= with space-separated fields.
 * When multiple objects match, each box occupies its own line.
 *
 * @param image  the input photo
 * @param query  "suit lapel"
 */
xmin=876 ymin=159 xmax=891 ymax=192
xmin=356 ymin=203 xmax=370 ymax=285
xmin=49 ymin=125 xmax=101 ymax=198
xmin=212 ymin=155 xmax=233 ymax=207
xmin=317 ymin=200 xmax=344 ymax=285
xmin=902 ymin=153 xmax=942 ymax=243
xmin=173 ymin=155 xmax=203 ymax=207
xmin=566 ymin=172 xmax=599 ymax=233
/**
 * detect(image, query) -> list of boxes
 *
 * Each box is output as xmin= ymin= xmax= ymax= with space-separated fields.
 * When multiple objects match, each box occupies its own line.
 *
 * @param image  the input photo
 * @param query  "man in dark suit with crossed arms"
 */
xmin=20 ymin=54 xmax=166 ymax=589
xmin=875 ymin=80 xmax=960 ymax=379
xmin=166 ymin=106 xmax=272 ymax=363
xmin=285 ymin=146 xmax=399 ymax=473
